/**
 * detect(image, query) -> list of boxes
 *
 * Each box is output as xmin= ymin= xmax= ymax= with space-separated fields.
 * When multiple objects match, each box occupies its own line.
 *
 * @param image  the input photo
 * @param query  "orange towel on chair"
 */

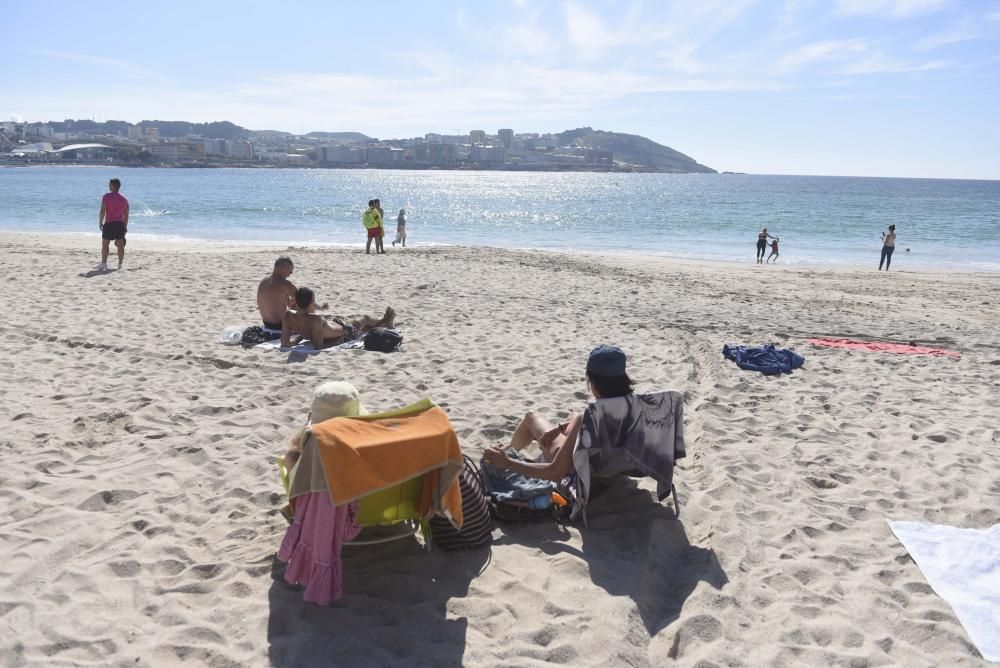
xmin=310 ymin=406 xmax=464 ymax=527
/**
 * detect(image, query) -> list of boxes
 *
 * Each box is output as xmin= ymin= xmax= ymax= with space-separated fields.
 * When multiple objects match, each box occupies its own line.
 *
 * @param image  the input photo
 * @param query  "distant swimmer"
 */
xmin=756 ymin=226 xmax=778 ymax=264
xmin=878 ymin=224 xmax=897 ymax=271
xmin=98 ymin=178 xmax=129 ymax=271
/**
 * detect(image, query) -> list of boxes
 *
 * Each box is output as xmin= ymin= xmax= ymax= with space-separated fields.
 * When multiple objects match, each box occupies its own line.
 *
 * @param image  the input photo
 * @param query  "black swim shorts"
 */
xmin=102 ymin=221 xmax=127 ymax=242
xmin=330 ymin=316 xmax=360 ymax=341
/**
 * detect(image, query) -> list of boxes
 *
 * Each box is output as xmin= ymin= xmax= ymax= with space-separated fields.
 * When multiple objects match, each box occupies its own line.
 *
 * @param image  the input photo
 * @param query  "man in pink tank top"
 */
xmin=98 ymin=178 xmax=130 ymax=271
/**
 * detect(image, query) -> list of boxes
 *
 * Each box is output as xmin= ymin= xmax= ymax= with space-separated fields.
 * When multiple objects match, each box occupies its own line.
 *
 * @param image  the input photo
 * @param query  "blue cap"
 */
xmin=587 ymin=345 xmax=627 ymax=376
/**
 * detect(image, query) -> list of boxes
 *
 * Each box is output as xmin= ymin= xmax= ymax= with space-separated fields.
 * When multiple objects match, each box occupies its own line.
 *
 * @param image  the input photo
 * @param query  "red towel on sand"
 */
xmin=806 ymin=337 xmax=960 ymax=359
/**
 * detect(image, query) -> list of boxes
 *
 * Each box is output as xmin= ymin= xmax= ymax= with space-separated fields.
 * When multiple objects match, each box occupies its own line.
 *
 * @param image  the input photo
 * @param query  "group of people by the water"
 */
xmin=754 ymin=224 xmax=901 ymax=269
xmin=93 ymin=178 xmax=907 ymax=274
xmin=362 ymin=198 xmax=407 ymax=254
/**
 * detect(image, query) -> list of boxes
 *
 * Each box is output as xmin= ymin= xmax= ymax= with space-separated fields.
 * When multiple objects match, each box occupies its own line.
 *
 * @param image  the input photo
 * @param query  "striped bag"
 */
xmin=430 ymin=455 xmax=494 ymax=550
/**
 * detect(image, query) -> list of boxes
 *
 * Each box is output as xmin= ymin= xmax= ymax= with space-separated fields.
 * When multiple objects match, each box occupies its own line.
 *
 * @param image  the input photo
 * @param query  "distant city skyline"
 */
xmin=4 ymin=0 xmax=999 ymax=179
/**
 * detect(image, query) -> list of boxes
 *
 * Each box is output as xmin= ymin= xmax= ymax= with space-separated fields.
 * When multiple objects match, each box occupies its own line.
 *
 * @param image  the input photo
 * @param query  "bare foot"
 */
xmin=381 ymin=306 xmax=396 ymax=329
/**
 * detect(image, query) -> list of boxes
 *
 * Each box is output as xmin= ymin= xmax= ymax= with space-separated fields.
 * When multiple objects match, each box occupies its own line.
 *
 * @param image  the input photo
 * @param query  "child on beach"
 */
xmin=766 ymin=238 xmax=780 ymax=263
xmin=392 ymin=209 xmax=406 ymax=247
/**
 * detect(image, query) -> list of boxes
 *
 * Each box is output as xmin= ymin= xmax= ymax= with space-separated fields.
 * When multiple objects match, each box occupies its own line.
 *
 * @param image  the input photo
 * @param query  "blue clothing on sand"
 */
xmin=480 ymin=451 xmax=555 ymax=503
xmin=722 ymin=344 xmax=805 ymax=375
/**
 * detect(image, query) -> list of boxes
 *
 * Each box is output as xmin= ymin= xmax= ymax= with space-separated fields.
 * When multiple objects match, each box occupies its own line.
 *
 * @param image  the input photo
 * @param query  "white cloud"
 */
xmin=915 ymin=24 xmax=977 ymax=50
xmin=27 ymin=49 xmax=158 ymax=79
xmin=778 ymin=39 xmax=868 ymax=72
xmin=835 ymin=0 xmax=949 ymax=18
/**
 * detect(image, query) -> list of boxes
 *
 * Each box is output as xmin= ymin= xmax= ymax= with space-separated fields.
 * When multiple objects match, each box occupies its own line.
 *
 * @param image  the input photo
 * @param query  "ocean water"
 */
xmin=2 ymin=166 xmax=998 ymax=270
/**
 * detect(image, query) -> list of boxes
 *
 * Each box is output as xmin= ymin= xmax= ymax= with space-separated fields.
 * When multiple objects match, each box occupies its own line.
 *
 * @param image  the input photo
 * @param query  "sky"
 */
xmin=4 ymin=0 xmax=1000 ymax=178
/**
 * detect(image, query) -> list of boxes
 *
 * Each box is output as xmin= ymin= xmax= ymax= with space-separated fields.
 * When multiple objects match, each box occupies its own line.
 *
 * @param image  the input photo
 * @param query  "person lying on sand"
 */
xmin=483 ymin=345 xmax=634 ymax=480
xmin=281 ymin=287 xmax=396 ymax=349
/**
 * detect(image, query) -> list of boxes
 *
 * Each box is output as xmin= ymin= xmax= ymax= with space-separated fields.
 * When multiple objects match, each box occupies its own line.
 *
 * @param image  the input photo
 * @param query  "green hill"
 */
xmin=556 ymin=127 xmax=715 ymax=173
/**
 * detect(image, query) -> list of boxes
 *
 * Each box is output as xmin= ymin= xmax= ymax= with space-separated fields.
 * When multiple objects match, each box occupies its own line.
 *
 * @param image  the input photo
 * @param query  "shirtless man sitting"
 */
xmin=256 ymin=256 xmax=327 ymax=340
xmin=281 ymin=287 xmax=396 ymax=349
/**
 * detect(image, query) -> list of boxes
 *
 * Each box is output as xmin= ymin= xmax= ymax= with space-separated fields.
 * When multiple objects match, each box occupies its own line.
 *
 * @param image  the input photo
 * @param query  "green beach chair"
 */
xmin=278 ymin=398 xmax=438 ymax=551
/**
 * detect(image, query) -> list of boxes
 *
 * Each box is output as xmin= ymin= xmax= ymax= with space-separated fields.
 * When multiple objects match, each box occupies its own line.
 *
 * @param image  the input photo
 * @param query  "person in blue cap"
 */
xmin=483 ymin=345 xmax=634 ymax=481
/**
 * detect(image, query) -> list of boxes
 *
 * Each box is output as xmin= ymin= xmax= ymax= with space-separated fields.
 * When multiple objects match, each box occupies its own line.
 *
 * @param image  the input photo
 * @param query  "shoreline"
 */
xmin=6 ymin=229 xmax=998 ymax=274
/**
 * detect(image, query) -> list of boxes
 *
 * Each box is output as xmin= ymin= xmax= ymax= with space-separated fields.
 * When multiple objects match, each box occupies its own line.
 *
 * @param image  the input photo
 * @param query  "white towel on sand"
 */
xmin=254 ymin=337 xmax=365 ymax=354
xmin=888 ymin=520 xmax=1000 ymax=662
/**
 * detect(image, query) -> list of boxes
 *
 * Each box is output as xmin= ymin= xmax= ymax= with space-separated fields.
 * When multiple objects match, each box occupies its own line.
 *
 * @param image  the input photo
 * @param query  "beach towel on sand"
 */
xmin=808 ymin=337 xmax=960 ymax=359
xmin=254 ymin=337 xmax=366 ymax=354
xmin=722 ymin=344 xmax=805 ymax=375
xmin=889 ymin=521 xmax=1000 ymax=662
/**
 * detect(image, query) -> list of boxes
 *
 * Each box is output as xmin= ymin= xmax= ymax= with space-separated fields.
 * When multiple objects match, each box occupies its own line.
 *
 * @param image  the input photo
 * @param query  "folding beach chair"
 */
xmin=570 ymin=390 xmax=686 ymax=527
xmin=279 ymin=398 xmax=461 ymax=552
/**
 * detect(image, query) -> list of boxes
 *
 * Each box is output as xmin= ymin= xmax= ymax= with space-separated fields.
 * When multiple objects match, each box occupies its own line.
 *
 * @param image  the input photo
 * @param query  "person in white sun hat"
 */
xmin=283 ymin=381 xmax=368 ymax=470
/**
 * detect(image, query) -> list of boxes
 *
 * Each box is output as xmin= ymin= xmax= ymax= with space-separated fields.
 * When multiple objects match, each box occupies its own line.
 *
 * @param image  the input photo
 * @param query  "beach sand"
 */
xmin=1 ymin=231 xmax=998 ymax=666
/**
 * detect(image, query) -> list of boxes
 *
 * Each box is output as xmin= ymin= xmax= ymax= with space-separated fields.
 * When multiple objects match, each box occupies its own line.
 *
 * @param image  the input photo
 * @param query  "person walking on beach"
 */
xmin=98 ymin=178 xmax=129 ymax=271
xmin=878 ymin=224 xmax=897 ymax=271
xmin=766 ymin=237 xmax=780 ymax=263
xmin=392 ymin=208 xmax=407 ymax=247
xmin=362 ymin=200 xmax=384 ymax=254
xmin=756 ymin=227 xmax=777 ymax=264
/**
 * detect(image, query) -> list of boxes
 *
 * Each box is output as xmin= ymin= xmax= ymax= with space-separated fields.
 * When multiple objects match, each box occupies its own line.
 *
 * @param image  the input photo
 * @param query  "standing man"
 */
xmin=98 ymin=178 xmax=129 ymax=271
xmin=878 ymin=224 xmax=897 ymax=271
xmin=362 ymin=200 xmax=384 ymax=254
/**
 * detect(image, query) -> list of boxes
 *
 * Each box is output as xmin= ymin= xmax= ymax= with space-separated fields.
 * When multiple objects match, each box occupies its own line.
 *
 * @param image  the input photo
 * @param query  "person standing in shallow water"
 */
xmin=879 ymin=224 xmax=897 ymax=271
xmin=756 ymin=227 xmax=778 ymax=264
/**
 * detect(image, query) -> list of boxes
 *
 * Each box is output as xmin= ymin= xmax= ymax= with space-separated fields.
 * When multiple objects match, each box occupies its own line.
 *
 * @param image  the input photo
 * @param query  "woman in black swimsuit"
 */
xmin=756 ymin=227 xmax=777 ymax=264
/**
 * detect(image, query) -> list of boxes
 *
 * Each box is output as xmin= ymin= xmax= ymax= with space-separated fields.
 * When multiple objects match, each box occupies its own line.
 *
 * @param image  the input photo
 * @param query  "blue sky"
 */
xmin=5 ymin=0 xmax=999 ymax=178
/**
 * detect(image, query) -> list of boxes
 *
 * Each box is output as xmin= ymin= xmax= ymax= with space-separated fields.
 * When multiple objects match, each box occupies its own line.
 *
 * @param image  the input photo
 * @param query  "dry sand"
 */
xmin=1 ymin=231 xmax=998 ymax=667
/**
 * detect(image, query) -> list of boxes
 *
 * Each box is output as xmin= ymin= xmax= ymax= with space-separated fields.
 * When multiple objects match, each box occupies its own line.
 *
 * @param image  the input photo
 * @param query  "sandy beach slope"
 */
xmin=1 ymin=232 xmax=998 ymax=666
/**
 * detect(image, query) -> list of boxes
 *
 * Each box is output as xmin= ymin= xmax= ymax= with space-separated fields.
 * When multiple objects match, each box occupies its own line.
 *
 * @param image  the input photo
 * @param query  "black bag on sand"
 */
xmin=430 ymin=456 xmax=494 ymax=550
xmin=364 ymin=327 xmax=402 ymax=352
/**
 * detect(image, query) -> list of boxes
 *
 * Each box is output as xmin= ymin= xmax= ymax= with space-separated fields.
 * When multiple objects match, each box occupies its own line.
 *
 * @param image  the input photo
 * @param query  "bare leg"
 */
xmin=115 ymin=239 xmax=125 ymax=267
xmin=355 ymin=306 xmax=396 ymax=332
xmin=366 ymin=237 xmax=372 ymax=254
xmin=509 ymin=411 xmax=553 ymax=451
xmin=101 ymin=239 xmax=110 ymax=265
xmin=509 ymin=410 xmax=567 ymax=461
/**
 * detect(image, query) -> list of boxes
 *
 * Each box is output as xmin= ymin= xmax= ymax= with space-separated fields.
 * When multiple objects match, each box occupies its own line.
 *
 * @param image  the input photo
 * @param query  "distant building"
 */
xmin=147 ymin=142 xmax=204 ymax=162
xmin=225 ymin=139 xmax=254 ymax=160
xmin=144 ymin=127 xmax=159 ymax=141
xmin=203 ymin=138 xmax=226 ymax=155
xmin=127 ymin=125 xmax=143 ymax=141
xmin=366 ymin=146 xmax=393 ymax=163
xmin=470 ymin=144 xmax=505 ymax=163
xmin=425 ymin=133 xmax=442 ymax=142
xmin=469 ymin=129 xmax=486 ymax=145
xmin=497 ymin=128 xmax=513 ymax=150
xmin=321 ymin=146 xmax=367 ymax=164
